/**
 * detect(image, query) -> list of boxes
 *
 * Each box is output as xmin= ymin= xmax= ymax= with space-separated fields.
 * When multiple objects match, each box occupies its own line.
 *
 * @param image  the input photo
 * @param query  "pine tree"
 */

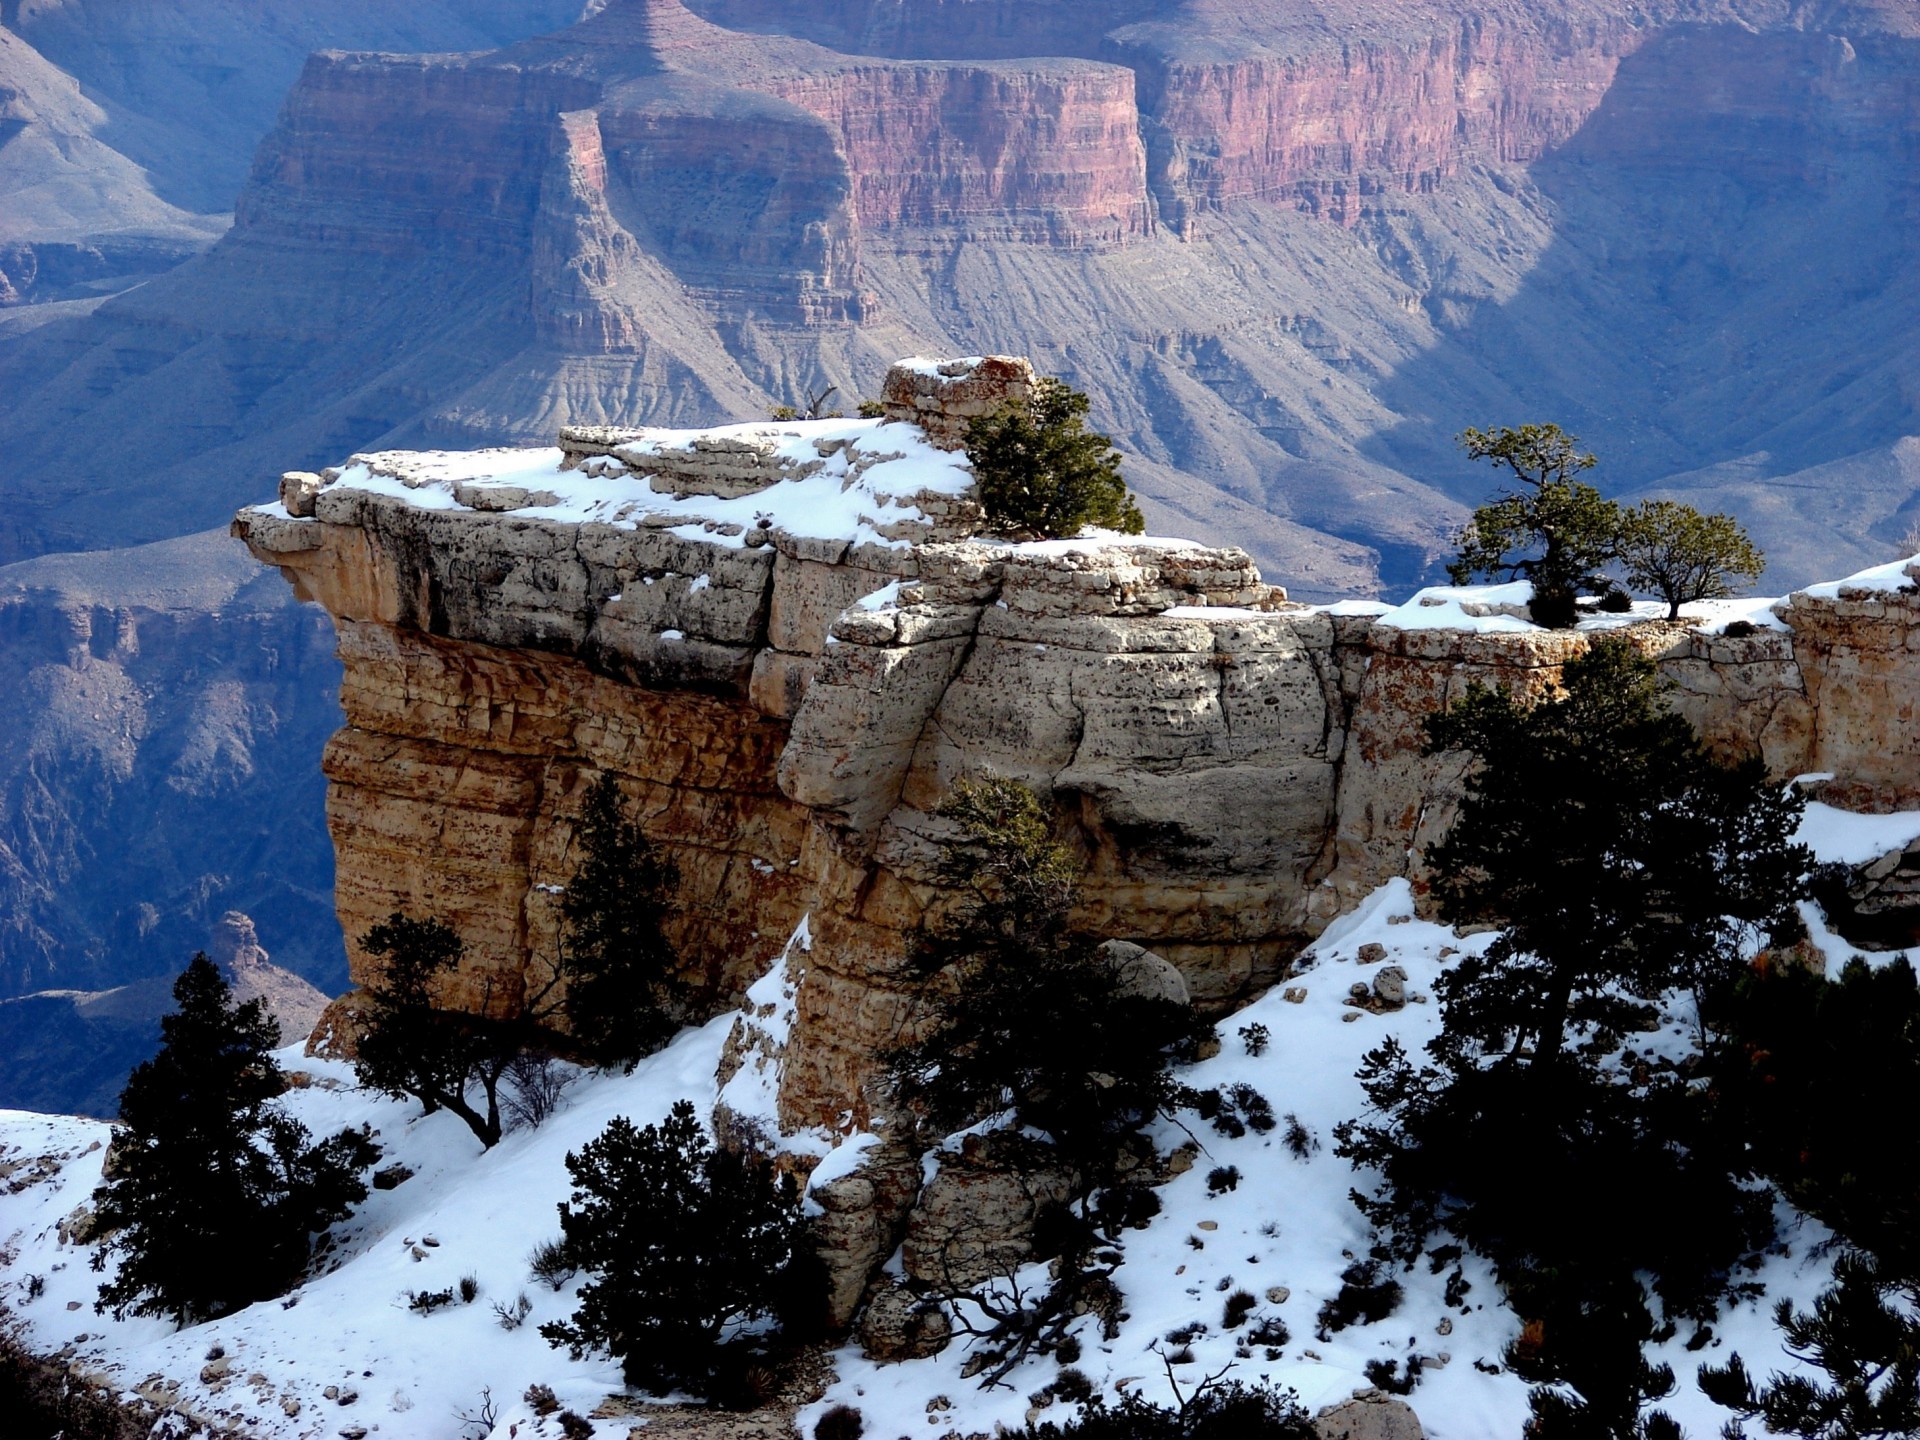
xmin=883 ymin=777 xmax=1207 ymax=1171
xmin=1619 ymin=499 xmax=1765 ymax=620
xmin=1335 ymin=639 xmax=1810 ymax=1419
xmin=966 ymin=378 xmax=1145 ymax=539
xmin=554 ymin=773 xmax=681 ymax=1068
xmin=1701 ymin=1251 xmax=1920 ymax=1440
xmin=1448 ymin=424 xmax=1623 ymax=627
xmin=540 ymin=1100 xmax=803 ymax=1400
xmin=354 ymin=914 xmax=520 ymax=1149
xmin=91 ymin=957 xmax=377 ymax=1324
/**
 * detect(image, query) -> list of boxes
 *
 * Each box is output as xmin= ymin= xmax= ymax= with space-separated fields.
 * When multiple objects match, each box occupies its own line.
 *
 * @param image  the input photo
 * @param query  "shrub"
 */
xmin=1022 ymin=1380 xmax=1314 ymax=1438
xmin=540 ymin=1100 xmax=806 ymax=1400
xmin=1238 ymin=1023 xmax=1269 ymax=1057
xmin=1204 ymin=1167 xmax=1240 ymax=1197
xmin=493 ymin=1293 xmax=533 ymax=1330
xmin=558 ymin=1414 xmax=595 ymax=1439
xmin=857 ymin=399 xmax=887 ymax=419
xmin=91 ymin=957 xmax=377 ymax=1324
xmin=406 ymin=1287 xmax=457 ymax=1315
xmin=966 ymin=378 xmax=1144 ymax=539
xmin=1281 ymin=1113 xmax=1318 ymax=1160
xmin=523 ymin=1382 xmax=559 ymax=1416
xmin=1448 ymin=423 xmax=1620 ymax=627
xmin=815 ymin=1404 xmax=864 ymax=1440
xmin=502 ymin=1051 xmax=578 ymax=1130
xmin=1221 ymin=1289 xmax=1257 ymax=1329
xmin=1314 ymin=1258 xmax=1403 ymax=1339
xmin=458 ymin=1273 xmax=480 ymax=1304
xmin=1618 ymin=499 xmax=1764 ymax=620
xmin=529 ymin=1237 xmax=577 ymax=1291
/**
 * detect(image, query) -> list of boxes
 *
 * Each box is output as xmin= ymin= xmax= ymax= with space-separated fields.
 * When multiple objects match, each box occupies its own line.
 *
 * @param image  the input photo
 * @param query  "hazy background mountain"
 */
xmin=2 ymin=0 xmax=1918 ymax=1107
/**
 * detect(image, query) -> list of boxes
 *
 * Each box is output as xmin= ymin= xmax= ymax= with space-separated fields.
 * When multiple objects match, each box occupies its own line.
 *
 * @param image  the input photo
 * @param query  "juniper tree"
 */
xmin=1336 ymin=638 xmax=1810 ymax=1422
xmin=1619 ymin=499 xmax=1765 ymax=620
xmin=356 ymin=775 xmax=682 ymax=1144
xmin=883 ymin=776 xmax=1207 ymax=1171
xmin=92 ymin=957 xmax=376 ymax=1324
xmin=540 ymin=1100 xmax=804 ymax=1402
xmin=1448 ymin=423 xmax=1622 ymax=627
xmin=966 ymin=378 xmax=1145 ymax=539
xmin=354 ymin=914 xmax=520 ymax=1149
xmin=554 ymin=773 xmax=681 ymax=1069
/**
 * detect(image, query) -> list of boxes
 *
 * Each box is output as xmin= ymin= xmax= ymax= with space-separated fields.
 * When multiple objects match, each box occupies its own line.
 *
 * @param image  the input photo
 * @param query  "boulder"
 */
xmin=858 ymin=1280 xmax=953 ymax=1361
xmin=1313 ymin=1389 xmax=1424 ymax=1440
xmin=1102 ymin=940 xmax=1191 ymax=1007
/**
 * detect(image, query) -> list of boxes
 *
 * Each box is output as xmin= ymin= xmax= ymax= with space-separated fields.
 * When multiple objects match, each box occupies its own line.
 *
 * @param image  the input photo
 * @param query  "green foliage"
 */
xmin=1022 ymin=1381 xmax=1314 ymax=1438
xmin=1509 ymin=1271 xmax=1687 ymax=1440
xmin=356 ymin=775 xmax=681 ymax=1143
xmin=1701 ymin=1251 xmax=1920 ymax=1440
xmin=1619 ymin=499 xmax=1765 ymax=619
xmin=556 ymin=773 xmax=681 ymax=1069
xmin=354 ymin=914 xmax=518 ymax=1149
xmin=540 ymin=1100 xmax=805 ymax=1401
xmin=1706 ymin=955 xmax=1920 ymax=1278
xmin=92 ymin=957 xmax=377 ymax=1324
xmin=883 ymin=777 xmax=1206 ymax=1170
xmin=1448 ymin=424 xmax=1620 ymax=627
xmin=966 ymin=378 xmax=1144 ymax=539
xmin=1335 ymin=640 xmax=1811 ymax=1418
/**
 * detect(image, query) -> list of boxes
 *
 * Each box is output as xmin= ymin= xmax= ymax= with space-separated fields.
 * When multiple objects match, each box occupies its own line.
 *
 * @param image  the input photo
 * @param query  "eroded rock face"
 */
xmin=236 ymin=359 xmax=1920 ymax=1175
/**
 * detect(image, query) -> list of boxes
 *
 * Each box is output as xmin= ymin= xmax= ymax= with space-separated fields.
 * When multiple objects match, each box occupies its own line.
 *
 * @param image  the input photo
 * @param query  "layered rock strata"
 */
xmin=238 ymin=357 xmax=1920 ymax=1141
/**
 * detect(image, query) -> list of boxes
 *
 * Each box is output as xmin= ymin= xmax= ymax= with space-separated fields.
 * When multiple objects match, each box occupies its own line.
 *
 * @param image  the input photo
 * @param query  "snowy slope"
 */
xmin=0 ymin=890 xmax=1852 ymax=1439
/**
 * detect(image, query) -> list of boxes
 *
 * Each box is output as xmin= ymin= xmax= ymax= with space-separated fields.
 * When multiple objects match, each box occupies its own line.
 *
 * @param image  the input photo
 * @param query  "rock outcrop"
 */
xmin=237 ymin=352 xmax=1920 ymax=1326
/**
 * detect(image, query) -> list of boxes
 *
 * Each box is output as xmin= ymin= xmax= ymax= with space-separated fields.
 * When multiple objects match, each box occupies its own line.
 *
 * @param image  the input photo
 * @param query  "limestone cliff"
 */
xmin=237 ymin=356 xmax=1920 ymax=1151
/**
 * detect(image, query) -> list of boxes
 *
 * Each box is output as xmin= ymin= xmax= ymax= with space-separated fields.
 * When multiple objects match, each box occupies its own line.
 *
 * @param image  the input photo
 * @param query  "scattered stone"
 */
xmin=1387 ymin=914 xmax=1411 ymax=926
xmin=1436 ymin=1317 xmax=1453 ymax=1336
xmin=1196 ymin=1220 xmax=1218 ymax=1232
xmin=1372 ymin=966 xmax=1408 ymax=1009
xmin=1349 ymin=982 xmax=1371 ymax=1000
xmin=1266 ymin=1286 xmax=1291 ymax=1304
xmin=1357 ymin=943 xmax=1388 ymax=965
xmin=372 ymin=1163 xmax=414 ymax=1191
xmin=1283 ymin=988 xmax=1307 ymax=1003
xmin=1342 ymin=1011 xmax=1361 ymax=1023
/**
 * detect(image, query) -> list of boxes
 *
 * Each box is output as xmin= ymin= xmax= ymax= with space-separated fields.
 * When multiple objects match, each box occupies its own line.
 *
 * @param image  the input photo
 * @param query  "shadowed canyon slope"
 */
xmin=3 ymin=0 xmax=1920 ymax=1067
xmin=3 ymin=0 xmax=1919 ymax=592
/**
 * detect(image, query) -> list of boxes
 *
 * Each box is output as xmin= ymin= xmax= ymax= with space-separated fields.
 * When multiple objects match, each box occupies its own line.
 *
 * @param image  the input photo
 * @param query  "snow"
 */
xmin=1314 ymin=599 xmax=1392 ymax=618
xmin=299 ymin=418 xmax=977 ymax=554
xmin=1797 ymin=553 xmax=1920 ymax=600
xmin=1011 ymin=533 xmax=1209 ymax=557
xmin=799 ymin=879 xmax=1838 ymax=1440
xmin=1794 ymin=800 xmax=1920 ymax=866
xmin=0 ymin=887 xmax=1846 ymax=1440
xmin=0 ymin=1019 xmax=744 ymax=1438
xmin=1161 ymin=604 xmax=1272 ymax=620
xmin=1374 ymin=580 xmax=1538 ymax=633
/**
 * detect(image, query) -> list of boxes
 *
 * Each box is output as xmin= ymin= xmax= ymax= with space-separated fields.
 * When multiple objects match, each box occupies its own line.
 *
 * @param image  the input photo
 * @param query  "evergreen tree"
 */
xmin=91 ymin=957 xmax=376 ymax=1324
xmin=1706 ymin=955 xmax=1920 ymax=1276
xmin=1701 ymin=1251 xmax=1920 ymax=1440
xmin=883 ymin=777 xmax=1207 ymax=1171
xmin=1619 ymin=499 xmax=1765 ymax=620
xmin=1335 ymin=639 xmax=1810 ymax=1421
xmin=1448 ymin=424 xmax=1622 ymax=627
xmin=540 ymin=1099 xmax=803 ymax=1401
xmin=554 ymin=773 xmax=681 ymax=1068
xmin=966 ymin=378 xmax=1145 ymax=539
xmin=354 ymin=915 xmax=519 ymax=1149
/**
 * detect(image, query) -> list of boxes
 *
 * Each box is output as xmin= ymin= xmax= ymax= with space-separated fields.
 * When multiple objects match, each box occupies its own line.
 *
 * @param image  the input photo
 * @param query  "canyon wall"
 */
xmin=237 ymin=359 xmax=1920 ymax=1148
